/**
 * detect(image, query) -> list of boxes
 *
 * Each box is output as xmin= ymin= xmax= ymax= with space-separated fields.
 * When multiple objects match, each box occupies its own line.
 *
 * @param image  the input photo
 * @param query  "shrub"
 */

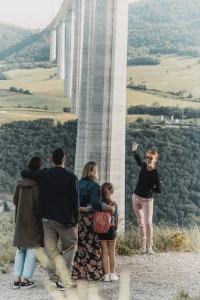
xmin=172 ymin=232 xmax=191 ymax=251
xmin=24 ymin=90 xmax=31 ymax=95
xmin=127 ymin=57 xmax=160 ymax=66
xmin=9 ymin=86 xmax=18 ymax=92
xmin=63 ymin=107 xmax=70 ymax=113
xmin=115 ymin=224 xmax=200 ymax=256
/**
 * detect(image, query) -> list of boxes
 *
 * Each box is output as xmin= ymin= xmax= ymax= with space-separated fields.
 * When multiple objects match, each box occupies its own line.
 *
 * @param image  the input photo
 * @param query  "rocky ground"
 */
xmin=1 ymin=253 xmax=200 ymax=300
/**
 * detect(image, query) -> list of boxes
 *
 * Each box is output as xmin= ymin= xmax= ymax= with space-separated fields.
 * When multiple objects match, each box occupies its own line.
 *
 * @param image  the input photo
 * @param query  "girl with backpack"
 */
xmin=72 ymin=161 xmax=115 ymax=281
xmin=98 ymin=183 xmax=119 ymax=282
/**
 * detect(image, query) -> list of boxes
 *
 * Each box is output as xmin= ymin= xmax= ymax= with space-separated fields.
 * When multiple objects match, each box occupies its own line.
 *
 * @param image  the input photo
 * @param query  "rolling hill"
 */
xmin=128 ymin=0 xmax=200 ymax=56
xmin=0 ymin=23 xmax=49 ymax=63
xmin=1 ymin=0 xmax=200 ymax=63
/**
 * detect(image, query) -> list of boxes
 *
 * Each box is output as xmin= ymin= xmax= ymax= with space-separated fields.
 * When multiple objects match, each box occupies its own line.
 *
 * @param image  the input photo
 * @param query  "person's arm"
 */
xmin=69 ymin=175 xmax=79 ymax=223
xmin=114 ymin=205 xmax=119 ymax=229
xmin=133 ymin=152 xmax=143 ymax=168
xmin=80 ymin=207 xmax=90 ymax=213
xmin=90 ymin=185 xmax=115 ymax=214
xmin=132 ymin=142 xmax=143 ymax=167
xmin=21 ymin=169 xmax=46 ymax=182
xmin=153 ymin=173 xmax=162 ymax=194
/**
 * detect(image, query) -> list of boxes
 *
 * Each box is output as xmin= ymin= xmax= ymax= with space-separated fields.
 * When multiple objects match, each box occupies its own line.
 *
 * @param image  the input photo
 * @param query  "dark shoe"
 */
xmin=56 ymin=281 xmax=67 ymax=291
xmin=13 ymin=281 xmax=21 ymax=290
xmin=20 ymin=280 xmax=35 ymax=289
xmin=56 ymin=280 xmax=77 ymax=291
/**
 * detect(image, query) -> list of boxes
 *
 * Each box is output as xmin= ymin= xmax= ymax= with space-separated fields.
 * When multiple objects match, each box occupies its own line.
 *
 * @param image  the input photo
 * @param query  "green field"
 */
xmin=0 ymin=56 xmax=199 ymax=124
xmin=0 ymin=67 xmax=77 ymax=123
xmin=127 ymin=55 xmax=200 ymax=108
xmin=127 ymin=55 xmax=200 ymax=98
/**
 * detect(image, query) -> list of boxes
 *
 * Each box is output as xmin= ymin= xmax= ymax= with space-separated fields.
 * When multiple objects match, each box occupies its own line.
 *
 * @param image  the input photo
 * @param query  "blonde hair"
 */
xmin=101 ymin=182 xmax=114 ymax=203
xmin=82 ymin=161 xmax=99 ymax=181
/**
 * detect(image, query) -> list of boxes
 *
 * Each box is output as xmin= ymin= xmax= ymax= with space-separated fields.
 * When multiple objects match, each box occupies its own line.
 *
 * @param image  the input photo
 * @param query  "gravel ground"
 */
xmin=1 ymin=253 xmax=200 ymax=300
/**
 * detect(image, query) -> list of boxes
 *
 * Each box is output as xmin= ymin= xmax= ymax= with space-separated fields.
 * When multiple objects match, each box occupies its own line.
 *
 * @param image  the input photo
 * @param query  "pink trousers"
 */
xmin=132 ymin=194 xmax=154 ymax=248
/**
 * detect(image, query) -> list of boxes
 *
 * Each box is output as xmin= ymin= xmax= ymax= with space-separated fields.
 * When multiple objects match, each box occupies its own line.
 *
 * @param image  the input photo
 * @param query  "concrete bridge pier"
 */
xmin=50 ymin=28 xmax=57 ymax=62
xmin=57 ymin=21 xmax=66 ymax=79
xmin=64 ymin=9 xmax=75 ymax=98
xmin=71 ymin=0 xmax=85 ymax=114
xmin=75 ymin=0 xmax=128 ymax=226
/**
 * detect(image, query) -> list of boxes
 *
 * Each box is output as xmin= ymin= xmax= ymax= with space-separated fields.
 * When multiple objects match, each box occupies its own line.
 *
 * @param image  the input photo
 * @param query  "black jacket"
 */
xmin=133 ymin=152 xmax=161 ymax=198
xmin=21 ymin=167 xmax=79 ymax=226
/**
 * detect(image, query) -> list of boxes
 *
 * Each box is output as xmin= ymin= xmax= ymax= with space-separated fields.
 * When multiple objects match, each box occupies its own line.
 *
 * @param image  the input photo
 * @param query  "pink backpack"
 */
xmin=93 ymin=201 xmax=115 ymax=233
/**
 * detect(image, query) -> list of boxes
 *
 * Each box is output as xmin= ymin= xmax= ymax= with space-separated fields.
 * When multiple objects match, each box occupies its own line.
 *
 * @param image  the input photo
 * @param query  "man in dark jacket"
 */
xmin=21 ymin=148 xmax=78 ymax=291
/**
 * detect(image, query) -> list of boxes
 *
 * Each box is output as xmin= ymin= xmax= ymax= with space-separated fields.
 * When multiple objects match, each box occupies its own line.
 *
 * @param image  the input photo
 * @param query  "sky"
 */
xmin=0 ymin=0 xmax=140 ymax=30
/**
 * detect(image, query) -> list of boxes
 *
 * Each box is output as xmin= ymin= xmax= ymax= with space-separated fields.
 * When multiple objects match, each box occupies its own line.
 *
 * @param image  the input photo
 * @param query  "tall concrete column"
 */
xmin=64 ymin=10 xmax=75 ymax=98
xmin=57 ymin=21 xmax=65 ymax=79
xmin=75 ymin=0 xmax=128 ymax=226
xmin=74 ymin=0 xmax=96 ymax=172
xmin=70 ymin=0 xmax=85 ymax=114
xmin=50 ymin=28 xmax=57 ymax=62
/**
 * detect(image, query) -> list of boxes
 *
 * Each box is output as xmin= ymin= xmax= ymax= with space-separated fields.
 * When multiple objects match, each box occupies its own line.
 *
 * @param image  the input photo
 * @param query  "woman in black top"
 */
xmin=132 ymin=142 xmax=161 ymax=254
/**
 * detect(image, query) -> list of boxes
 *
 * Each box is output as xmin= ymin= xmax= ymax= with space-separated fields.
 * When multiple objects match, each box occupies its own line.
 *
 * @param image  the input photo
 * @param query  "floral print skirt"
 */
xmin=72 ymin=212 xmax=104 ymax=281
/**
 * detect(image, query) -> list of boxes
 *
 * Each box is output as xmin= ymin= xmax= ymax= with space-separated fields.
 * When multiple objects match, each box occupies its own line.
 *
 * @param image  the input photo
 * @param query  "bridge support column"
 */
xmin=75 ymin=0 xmax=128 ymax=228
xmin=57 ymin=21 xmax=65 ymax=79
xmin=70 ymin=0 xmax=85 ymax=114
xmin=64 ymin=10 xmax=75 ymax=98
xmin=74 ymin=0 xmax=96 ymax=174
xmin=50 ymin=28 xmax=57 ymax=62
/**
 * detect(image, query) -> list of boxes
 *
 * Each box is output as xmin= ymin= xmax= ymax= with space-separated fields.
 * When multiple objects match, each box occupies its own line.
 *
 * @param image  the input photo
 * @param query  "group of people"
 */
xmin=12 ymin=144 xmax=161 ymax=290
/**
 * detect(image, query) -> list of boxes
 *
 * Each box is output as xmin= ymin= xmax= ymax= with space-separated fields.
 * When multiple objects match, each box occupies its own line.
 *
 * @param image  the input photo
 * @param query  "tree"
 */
xmin=152 ymin=101 xmax=160 ymax=107
xmin=63 ymin=107 xmax=70 ymax=113
xmin=9 ymin=86 xmax=18 ymax=92
xmin=24 ymin=90 xmax=31 ymax=95
xmin=188 ymin=93 xmax=193 ymax=99
xmin=136 ymin=117 xmax=144 ymax=123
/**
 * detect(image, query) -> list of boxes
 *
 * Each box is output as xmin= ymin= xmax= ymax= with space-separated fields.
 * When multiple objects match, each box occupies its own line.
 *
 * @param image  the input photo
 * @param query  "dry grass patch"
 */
xmin=116 ymin=224 xmax=200 ymax=255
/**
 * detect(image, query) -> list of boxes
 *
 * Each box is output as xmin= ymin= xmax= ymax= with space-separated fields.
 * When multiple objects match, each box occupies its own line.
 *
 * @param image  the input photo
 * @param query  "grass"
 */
xmin=1 ymin=213 xmax=200 ymax=265
xmin=0 ymin=67 xmax=63 ymax=97
xmin=0 ymin=108 xmax=77 ymax=124
xmin=0 ymin=89 xmax=70 ymax=111
xmin=0 ymin=56 xmax=199 ymax=125
xmin=126 ymin=90 xmax=200 ymax=109
xmin=0 ymin=212 xmax=15 ymax=267
xmin=127 ymin=55 xmax=200 ymax=109
xmin=127 ymin=55 xmax=200 ymax=99
xmin=116 ymin=223 xmax=200 ymax=256
xmin=174 ymin=290 xmax=200 ymax=300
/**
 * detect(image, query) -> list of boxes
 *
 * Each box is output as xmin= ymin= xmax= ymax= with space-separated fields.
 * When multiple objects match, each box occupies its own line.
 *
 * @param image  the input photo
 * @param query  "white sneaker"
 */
xmin=147 ymin=247 xmax=154 ymax=255
xmin=104 ymin=274 xmax=110 ymax=282
xmin=110 ymin=273 xmax=119 ymax=281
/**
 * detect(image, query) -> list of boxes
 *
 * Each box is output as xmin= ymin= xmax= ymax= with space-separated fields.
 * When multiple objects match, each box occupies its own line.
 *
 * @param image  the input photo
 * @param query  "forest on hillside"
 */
xmin=0 ymin=118 xmax=199 ymax=226
xmin=128 ymin=0 xmax=200 ymax=57
xmin=0 ymin=24 xmax=49 ymax=63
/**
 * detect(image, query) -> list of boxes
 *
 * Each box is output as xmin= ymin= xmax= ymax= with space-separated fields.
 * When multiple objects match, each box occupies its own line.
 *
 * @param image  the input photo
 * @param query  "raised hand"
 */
xmin=132 ymin=142 xmax=138 ymax=152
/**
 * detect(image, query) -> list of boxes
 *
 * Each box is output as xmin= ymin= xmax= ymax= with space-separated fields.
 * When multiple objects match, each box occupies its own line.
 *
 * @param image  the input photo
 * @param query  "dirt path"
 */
xmin=1 ymin=253 xmax=200 ymax=300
